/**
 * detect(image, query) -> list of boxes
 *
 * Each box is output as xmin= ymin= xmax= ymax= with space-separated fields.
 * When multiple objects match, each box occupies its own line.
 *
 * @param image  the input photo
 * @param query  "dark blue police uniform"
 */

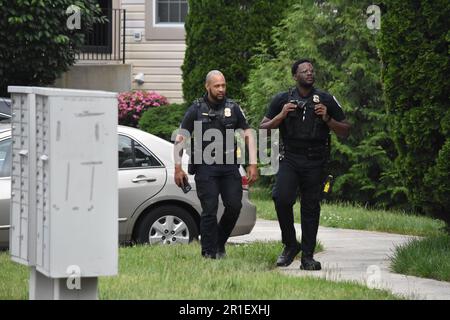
xmin=181 ymin=95 xmax=250 ymax=258
xmin=266 ymin=86 xmax=346 ymax=259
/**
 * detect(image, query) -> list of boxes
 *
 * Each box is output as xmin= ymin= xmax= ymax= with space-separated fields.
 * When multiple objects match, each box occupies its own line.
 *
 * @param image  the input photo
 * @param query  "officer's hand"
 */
xmin=314 ymin=103 xmax=329 ymax=121
xmin=280 ymin=103 xmax=297 ymax=119
xmin=174 ymin=167 xmax=188 ymax=187
xmin=246 ymin=164 xmax=258 ymax=185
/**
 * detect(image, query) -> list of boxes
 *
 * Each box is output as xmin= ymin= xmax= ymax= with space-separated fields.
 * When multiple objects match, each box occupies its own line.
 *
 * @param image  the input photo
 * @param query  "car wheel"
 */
xmin=135 ymin=205 xmax=198 ymax=245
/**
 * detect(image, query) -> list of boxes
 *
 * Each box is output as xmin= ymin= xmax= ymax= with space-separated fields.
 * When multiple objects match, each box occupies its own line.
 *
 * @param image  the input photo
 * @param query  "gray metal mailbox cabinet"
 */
xmin=9 ymin=87 xmax=118 ymax=279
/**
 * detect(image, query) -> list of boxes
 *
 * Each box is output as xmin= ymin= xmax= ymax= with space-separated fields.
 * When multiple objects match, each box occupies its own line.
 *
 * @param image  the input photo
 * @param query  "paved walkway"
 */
xmin=229 ymin=219 xmax=450 ymax=300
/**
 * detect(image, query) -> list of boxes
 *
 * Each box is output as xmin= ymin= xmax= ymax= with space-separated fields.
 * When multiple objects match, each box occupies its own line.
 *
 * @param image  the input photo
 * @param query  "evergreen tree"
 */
xmin=379 ymin=0 xmax=450 ymax=227
xmin=244 ymin=0 xmax=406 ymax=208
xmin=181 ymin=0 xmax=291 ymax=104
xmin=0 ymin=0 xmax=102 ymax=96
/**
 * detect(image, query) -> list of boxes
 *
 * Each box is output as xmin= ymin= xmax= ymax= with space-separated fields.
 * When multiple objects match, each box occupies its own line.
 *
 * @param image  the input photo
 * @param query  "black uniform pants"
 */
xmin=195 ymin=167 xmax=243 ymax=256
xmin=272 ymin=151 xmax=325 ymax=257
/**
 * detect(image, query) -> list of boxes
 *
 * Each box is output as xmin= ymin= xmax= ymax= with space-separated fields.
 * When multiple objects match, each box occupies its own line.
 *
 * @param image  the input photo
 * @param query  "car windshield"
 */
xmin=0 ymin=138 xmax=11 ymax=177
xmin=0 ymin=98 xmax=11 ymax=120
xmin=0 ymin=119 xmax=11 ymax=133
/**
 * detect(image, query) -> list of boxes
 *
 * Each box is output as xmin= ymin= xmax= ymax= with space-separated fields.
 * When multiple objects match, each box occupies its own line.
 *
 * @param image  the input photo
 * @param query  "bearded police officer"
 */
xmin=174 ymin=70 xmax=258 ymax=259
xmin=260 ymin=59 xmax=351 ymax=270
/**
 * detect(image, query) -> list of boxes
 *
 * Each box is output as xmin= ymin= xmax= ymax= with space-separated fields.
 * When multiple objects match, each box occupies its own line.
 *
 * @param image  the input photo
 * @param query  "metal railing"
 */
xmin=76 ymin=8 xmax=126 ymax=63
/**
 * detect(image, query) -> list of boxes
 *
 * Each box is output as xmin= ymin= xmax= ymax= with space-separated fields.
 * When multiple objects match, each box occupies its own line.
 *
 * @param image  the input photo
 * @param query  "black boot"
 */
xmin=300 ymin=256 xmax=321 ymax=270
xmin=216 ymin=245 xmax=226 ymax=259
xmin=276 ymin=242 xmax=302 ymax=267
xmin=202 ymin=250 xmax=217 ymax=260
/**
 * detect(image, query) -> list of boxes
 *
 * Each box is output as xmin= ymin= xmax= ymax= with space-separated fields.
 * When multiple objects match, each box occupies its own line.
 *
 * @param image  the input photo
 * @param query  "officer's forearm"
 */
xmin=260 ymin=114 xmax=284 ymax=130
xmin=244 ymin=129 xmax=258 ymax=165
xmin=327 ymin=119 xmax=351 ymax=139
xmin=173 ymin=134 xmax=185 ymax=168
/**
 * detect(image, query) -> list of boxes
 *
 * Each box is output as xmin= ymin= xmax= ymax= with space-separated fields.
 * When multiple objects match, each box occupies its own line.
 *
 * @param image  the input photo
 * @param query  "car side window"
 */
xmin=0 ymin=138 xmax=11 ymax=178
xmin=118 ymin=135 xmax=161 ymax=169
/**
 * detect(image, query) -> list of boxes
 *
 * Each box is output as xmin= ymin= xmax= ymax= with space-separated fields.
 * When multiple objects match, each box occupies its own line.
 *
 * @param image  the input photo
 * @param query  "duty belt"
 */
xmin=284 ymin=145 xmax=327 ymax=155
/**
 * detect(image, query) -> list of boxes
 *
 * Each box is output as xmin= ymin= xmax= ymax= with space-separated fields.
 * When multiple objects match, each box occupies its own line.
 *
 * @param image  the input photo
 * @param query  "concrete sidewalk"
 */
xmin=229 ymin=219 xmax=450 ymax=300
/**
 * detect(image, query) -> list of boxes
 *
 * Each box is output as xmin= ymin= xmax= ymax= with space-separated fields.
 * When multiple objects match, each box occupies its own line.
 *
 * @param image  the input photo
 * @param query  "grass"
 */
xmin=391 ymin=234 xmax=450 ymax=282
xmin=0 ymin=250 xmax=29 ymax=300
xmin=0 ymin=242 xmax=399 ymax=300
xmin=250 ymin=187 xmax=446 ymax=237
xmin=1 ymin=189 xmax=445 ymax=298
xmin=250 ymin=186 xmax=449 ymax=283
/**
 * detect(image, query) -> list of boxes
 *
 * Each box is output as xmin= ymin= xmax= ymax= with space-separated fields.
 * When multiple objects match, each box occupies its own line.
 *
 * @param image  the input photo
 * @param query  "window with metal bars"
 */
xmin=78 ymin=0 xmax=126 ymax=63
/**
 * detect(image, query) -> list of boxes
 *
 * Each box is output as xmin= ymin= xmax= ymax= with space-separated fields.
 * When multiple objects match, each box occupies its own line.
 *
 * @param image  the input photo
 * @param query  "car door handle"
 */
xmin=132 ymin=177 xmax=157 ymax=183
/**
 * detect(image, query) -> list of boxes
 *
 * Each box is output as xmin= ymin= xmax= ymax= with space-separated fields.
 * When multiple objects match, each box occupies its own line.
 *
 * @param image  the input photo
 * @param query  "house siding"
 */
xmin=121 ymin=0 xmax=186 ymax=103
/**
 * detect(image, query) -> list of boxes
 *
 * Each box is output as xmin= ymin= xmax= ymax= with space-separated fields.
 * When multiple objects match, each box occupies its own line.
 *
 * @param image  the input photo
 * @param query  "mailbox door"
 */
xmin=9 ymin=93 xmax=33 ymax=265
xmin=44 ymin=95 xmax=118 ymax=278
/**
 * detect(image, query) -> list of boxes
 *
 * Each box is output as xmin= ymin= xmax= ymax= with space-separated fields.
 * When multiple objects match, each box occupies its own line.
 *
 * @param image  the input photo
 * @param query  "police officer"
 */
xmin=260 ymin=59 xmax=350 ymax=270
xmin=174 ymin=70 xmax=258 ymax=259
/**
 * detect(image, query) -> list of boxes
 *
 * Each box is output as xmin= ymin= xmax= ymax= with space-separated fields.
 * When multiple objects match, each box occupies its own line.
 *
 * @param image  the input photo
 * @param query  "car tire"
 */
xmin=135 ymin=205 xmax=199 ymax=245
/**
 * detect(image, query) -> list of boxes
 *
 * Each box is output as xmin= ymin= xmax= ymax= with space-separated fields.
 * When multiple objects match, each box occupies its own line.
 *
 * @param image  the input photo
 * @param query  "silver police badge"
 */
xmin=313 ymin=95 xmax=320 ymax=103
xmin=224 ymin=108 xmax=232 ymax=117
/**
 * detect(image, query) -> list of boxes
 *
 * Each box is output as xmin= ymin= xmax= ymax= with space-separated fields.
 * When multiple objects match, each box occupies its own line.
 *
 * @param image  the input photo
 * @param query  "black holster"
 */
xmin=188 ymin=163 xmax=196 ymax=175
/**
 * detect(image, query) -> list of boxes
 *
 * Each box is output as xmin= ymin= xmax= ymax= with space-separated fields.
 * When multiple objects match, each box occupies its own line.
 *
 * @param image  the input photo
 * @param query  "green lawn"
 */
xmin=250 ymin=188 xmax=446 ymax=237
xmin=1 ymin=189 xmax=446 ymax=299
xmin=0 ymin=242 xmax=399 ymax=300
xmin=391 ymin=234 xmax=450 ymax=282
xmin=250 ymin=186 xmax=449 ymax=282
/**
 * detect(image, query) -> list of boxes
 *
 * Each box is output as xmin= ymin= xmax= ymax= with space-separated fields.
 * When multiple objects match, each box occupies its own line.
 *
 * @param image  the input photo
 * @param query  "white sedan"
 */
xmin=0 ymin=125 xmax=257 ymax=248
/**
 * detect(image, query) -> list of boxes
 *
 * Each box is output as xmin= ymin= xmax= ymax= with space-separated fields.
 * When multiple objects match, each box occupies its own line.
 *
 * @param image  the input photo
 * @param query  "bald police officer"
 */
xmin=174 ymin=70 xmax=258 ymax=259
xmin=260 ymin=59 xmax=351 ymax=270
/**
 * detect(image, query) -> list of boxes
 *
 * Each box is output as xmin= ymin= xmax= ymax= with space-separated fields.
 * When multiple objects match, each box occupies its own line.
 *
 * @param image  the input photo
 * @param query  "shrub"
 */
xmin=378 ymin=0 xmax=450 ymax=226
xmin=138 ymin=103 xmax=188 ymax=141
xmin=244 ymin=0 xmax=405 ymax=209
xmin=0 ymin=0 xmax=102 ymax=96
xmin=181 ymin=0 xmax=291 ymax=104
xmin=118 ymin=91 xmax=169 ymax=128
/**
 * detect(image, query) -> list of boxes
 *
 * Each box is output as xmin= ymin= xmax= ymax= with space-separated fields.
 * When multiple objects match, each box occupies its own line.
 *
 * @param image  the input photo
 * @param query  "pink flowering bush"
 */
xmin=118 ymin=90 xmax=169 ymax=127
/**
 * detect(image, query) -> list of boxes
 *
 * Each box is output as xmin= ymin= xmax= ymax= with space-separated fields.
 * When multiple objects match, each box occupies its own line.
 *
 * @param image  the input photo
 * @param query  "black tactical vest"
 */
xmin=281 ymin=87 xmax=330 ymax=149
xmin=189 ymin=97 xmax=239 ymax=167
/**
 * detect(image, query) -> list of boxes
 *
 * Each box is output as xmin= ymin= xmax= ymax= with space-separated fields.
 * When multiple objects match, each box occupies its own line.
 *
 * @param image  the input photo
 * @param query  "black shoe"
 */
xmin=300 ymin=256 xmax=321 ymax=270
xmin=216 ymin=245 xmax=226 ymax=259
xmin=216 ymin=251 xmax=226 ymax=259
xmin=276 ymin=242 xmax=301 ymax=267
xmin=202 ymin=252 xmax=217 ymax=260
